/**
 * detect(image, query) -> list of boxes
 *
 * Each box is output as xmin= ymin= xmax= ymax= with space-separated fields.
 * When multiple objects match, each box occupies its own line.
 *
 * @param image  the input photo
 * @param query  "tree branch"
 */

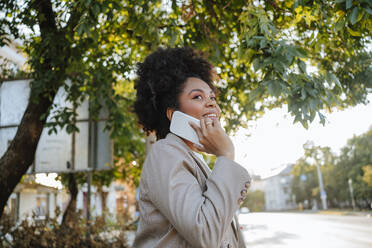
xmin=34 ymin=0 xmax=58 ymax=37
xmin=65 ymin=7 xmax=84 ymax=34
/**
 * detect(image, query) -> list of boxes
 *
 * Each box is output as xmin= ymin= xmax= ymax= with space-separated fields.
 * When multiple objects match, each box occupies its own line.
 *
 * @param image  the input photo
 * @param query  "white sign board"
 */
xmin=0 ymin=80 xmax=113 ymax=173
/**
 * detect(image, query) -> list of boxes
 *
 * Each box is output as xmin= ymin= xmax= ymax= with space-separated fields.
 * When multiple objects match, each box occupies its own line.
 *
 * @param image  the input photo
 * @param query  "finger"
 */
xmin=200 ymin=118 xmax=208 ymax=137
xmin=205 ymin=117 xmax=213 ymax=128
xmin=193 ymin=143 xmax=206 ymax=153
xmin=213 ymin=118 xmax=223 ymax=131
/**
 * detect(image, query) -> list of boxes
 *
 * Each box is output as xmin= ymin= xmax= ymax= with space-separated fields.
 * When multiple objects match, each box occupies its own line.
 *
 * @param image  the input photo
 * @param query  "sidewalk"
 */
xmin=315 ymin=209 xmax=372 ymax=217
xmin=287 ymin=208 xmax=372 ymax=217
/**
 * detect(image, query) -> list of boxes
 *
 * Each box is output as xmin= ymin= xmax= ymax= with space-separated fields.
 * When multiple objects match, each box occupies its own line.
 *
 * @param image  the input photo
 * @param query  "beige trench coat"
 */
xmin=133 ymin=133 xmax=251 ymax=248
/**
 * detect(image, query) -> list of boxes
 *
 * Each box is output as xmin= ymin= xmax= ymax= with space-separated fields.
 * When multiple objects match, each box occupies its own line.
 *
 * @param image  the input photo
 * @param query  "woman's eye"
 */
xmin=211 ymin=96 xmax=217 ymax=101
xmin=193 ymin=95 xmax=202 ymax=100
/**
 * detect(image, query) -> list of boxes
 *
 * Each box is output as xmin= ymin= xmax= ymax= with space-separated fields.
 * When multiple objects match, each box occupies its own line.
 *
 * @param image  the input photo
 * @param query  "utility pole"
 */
xmin=316 ymin=163 xmax=327 ymax=210
xmin=348 ymin=178 xmax=356 ymax=210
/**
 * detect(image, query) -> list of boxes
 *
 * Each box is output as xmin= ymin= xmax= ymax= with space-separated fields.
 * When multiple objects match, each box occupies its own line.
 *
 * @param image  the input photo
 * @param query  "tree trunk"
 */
xmin=98 ymin=186 xmax=108 ymax=221
xmin=61 ymin=173 xmax=78 ymax=228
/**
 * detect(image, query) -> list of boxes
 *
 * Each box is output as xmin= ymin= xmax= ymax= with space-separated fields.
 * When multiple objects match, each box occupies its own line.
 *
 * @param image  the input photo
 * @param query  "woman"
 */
xmin=132 ymin=47 xmax=251 ymax=248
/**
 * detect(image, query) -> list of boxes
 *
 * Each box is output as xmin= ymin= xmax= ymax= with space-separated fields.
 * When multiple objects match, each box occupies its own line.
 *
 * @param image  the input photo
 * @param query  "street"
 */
xmin=239 ymin=212 xmax=372 ymax=248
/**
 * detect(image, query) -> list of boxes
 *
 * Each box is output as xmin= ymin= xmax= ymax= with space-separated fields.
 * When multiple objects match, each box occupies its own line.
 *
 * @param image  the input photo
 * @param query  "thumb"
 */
xmin=193 ymin=143 xmax=206 ymax=153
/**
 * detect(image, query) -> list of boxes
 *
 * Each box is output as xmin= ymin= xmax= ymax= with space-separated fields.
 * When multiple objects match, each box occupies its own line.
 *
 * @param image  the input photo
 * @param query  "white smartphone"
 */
xmin=170 ymin=111 xmax=202 ymax=146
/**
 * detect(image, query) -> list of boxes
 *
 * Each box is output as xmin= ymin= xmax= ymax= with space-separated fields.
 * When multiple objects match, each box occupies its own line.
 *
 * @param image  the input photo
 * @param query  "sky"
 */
xmin=232 ymin=94 xmax=372 ymax=178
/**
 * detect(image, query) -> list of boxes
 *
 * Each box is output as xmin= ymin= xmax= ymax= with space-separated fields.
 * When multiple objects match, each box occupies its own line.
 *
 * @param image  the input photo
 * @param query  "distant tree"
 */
xmin=362 ymin=165 xmax=372 ymax=187
xmin=334 ymin=127 xmax=372 ymax=208
xmin=291 ymin=127 xmax=372 ymax=209
xmin=1 ymin=0 xmax=372 ymax=218
xmin=242 ymin=190 xmax=265 ymax=212
xmin=290 ymin=157 xmax=318 ymax=207
xmin=291 ymin=142 xmax=338 ymax=208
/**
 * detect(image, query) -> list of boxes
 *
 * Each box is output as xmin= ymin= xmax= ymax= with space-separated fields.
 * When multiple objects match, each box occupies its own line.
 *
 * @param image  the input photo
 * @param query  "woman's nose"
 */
xmin=206 ymin=98 xmax=216 ymax=107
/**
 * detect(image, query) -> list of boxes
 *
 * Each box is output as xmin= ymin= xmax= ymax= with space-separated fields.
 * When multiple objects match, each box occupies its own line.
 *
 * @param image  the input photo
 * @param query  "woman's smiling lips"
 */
xmin=203 ymin=112 xmax=218 ymax=120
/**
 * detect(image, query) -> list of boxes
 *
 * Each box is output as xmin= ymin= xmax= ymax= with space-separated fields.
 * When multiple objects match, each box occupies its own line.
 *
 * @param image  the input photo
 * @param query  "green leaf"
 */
xmin=334 ymin=18 xmax=346 ymax=32
xmin=308 ymin=99 xmax=315 ymax=111
xmin=249 ymin=86 xmax=264 ymax=102
xmin=253 ymin=58 xmax=261 ymax=71
xmin=301 ymin=88 xmax=307 ymax=100
xmin=335 ymin=0 xmax=345 ymax=3
xmin=366 ymin=8 xmax=372 ymax=16
xmin=301 ymin=119 xmax=309 ymax=129
xmin=273 ymin=60 xmax=285 ymax=74
xmin=66 ymin=124 xmax=74 ymax=134
xmin=298 ymin=60 xmax=306 ymax=73
xmin=260 ymin=39 xmax=267 ymax=49
xmin=326 ymin=72 xmax=341 ymax=87
xmin=309 ymin=110 xmax=316 ymax=122
xmin=93 ymin=4 xmax=100 ymax=17
xmin=347 ymin=27 xmax=361 ymax=36
xmin=349 ymin=7 xmax=359 ymax=25
xmin=346 ymin=0 xmax=352 ymax=10
xmin=293 ymin=114 xmax=301 ymax=124
xmin=296 ymin=47 xmax=307 ymax=58
xmin=285 ymin=49 xmax=294 ymax=64
xmin=318 ymin=112 xmax=326 ymax=125
xmin=170 ymin=32 xmax=177 ymax=46
xmin=267 ymin=80 xmax=282 ymax=97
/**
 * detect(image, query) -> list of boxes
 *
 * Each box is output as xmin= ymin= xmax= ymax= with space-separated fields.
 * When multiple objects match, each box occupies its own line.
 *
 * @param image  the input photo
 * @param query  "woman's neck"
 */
xmin=182 ymin=138 xmax=198 ymax=152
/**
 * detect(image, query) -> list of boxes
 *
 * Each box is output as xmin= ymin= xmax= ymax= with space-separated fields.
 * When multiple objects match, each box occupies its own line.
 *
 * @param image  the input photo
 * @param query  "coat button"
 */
xmin=241 ymin=189 xmax=247 ymax=197
xmin=245 ymin=181 xmax=251 ymax=188
xmin=227 ymin=244 xmax=232 ymax=248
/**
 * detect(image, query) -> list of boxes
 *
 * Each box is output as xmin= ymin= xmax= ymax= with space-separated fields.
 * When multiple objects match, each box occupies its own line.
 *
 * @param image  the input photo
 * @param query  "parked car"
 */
xmin=237 ymin=207 xmax=250 ymax=230
xmin=239 ymin=207 xmax=250 ymax=214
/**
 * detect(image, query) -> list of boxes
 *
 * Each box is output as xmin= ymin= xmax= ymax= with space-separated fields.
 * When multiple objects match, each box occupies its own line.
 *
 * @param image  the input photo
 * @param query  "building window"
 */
xmin=283 ymin=187 xmax=288 ymax=194
xmin=35 ymin=194 xmax=48 ymax=219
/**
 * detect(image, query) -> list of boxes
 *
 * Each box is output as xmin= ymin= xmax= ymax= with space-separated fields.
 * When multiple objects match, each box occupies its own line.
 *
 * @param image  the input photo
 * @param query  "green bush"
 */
xmin=242 ymin=190 xmax=265 ymax=212
xmin=0 ymin=211 xmax=132 ymax=248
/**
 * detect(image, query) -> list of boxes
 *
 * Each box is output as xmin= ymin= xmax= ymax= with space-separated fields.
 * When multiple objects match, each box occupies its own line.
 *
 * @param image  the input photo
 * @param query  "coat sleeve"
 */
xmin=145 ymin=142 xmax=251 ymax=248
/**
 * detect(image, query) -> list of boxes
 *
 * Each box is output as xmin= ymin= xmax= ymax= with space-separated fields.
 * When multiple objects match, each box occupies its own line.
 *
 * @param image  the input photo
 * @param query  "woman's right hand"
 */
xmin=189 ymin=117 xmax=235 ymax=161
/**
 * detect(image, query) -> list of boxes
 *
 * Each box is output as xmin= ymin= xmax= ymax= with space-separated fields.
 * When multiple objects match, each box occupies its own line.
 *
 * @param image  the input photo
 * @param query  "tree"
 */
xmin=362 ymin=165 xmax=372 ymax=187
xmin=290 ymin=142 xmax=337 ymax=208
xmin=291 ymin=127 xmax=372 ymax=209
xmin=1 ymin=0 xmax=372 ymax=218
xmin=335 ymin=127 xmax=372 ymax=208
xmin=290 ymin=157 xmax=318 ymax=207
xmin=242 ymin=190 xmax=265 ymax=212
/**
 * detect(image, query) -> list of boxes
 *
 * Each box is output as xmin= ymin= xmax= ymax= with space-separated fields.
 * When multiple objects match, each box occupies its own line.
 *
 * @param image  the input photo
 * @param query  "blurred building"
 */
xmin=249 ymin=174 xmax=265 ymax=192
xmin=263 ymin=164 xmax=297 ymax=211
xmin=0 ymin=40 xmax=26 ymax=68
xmin=4 ymin=178 xmax=68 ymax=221
xmin=75 ymin=180 xmax=137 ymax=223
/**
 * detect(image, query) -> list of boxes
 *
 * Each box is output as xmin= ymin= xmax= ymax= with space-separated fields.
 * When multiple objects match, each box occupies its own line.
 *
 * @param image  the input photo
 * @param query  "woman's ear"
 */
xmin=166 ymin=108 xmax=174 ymax=121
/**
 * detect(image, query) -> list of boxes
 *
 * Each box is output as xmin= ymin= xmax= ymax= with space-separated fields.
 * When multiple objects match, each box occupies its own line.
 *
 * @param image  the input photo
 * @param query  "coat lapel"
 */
xmin=189 ymin=150 xmax=239 ymax=242
xmin=189 ymin=152 xmax=211 ymax=178
xmin=166 ymin=133 xmax=240 ymax=241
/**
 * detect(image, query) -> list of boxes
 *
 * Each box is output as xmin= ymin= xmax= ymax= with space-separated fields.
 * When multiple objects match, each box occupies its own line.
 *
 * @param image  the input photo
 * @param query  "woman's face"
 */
xmin=177 ymin=77 xmax=221 ymax=121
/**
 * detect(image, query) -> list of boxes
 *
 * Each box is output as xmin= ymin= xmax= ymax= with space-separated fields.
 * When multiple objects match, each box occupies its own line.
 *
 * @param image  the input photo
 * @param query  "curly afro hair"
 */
xmin=134 ymin=47 xmax=217 ymax=140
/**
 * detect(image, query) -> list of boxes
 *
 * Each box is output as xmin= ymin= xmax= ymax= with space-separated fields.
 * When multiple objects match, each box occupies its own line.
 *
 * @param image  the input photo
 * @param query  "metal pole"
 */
xmin=86 ymin=114 xmax=97 ymax=235
xmin=348 ymin=178 xmax=356 ymax=210
xmin=87 ymin=170 xmax=92 ymax=221
xmin=86 ymin=116 xmax=93 ymax=238
xmin=316 ymin=163 xmax=327 ymax=210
